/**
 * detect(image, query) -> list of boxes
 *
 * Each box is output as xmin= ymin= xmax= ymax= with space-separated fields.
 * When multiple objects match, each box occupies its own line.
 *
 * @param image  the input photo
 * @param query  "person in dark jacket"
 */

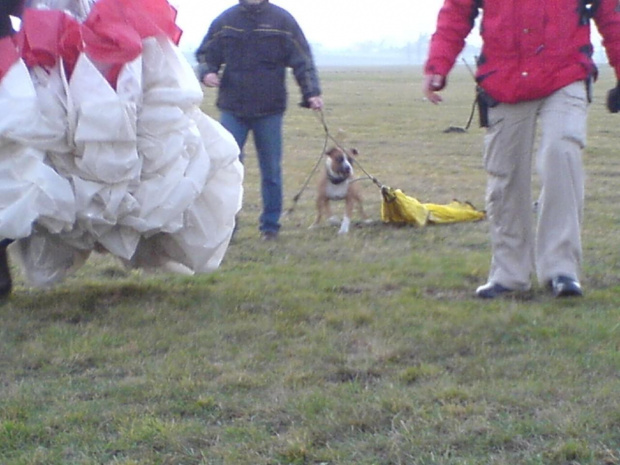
xmin=0 ymin=0 xmax=26 ymax=299
xmin=423 ymin=0 xmax=620 ymax=299
xmin=196 ymin=0 xmax=323 ymax=240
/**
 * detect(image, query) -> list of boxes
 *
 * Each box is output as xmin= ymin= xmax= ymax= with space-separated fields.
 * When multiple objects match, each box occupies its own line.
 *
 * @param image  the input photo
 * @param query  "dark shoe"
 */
xmin=0 ymin=243 xmax=12 ymax=299
xmin=550 ymin=275 xmax=582 ymax=298
xmin=475 ymin=282 xmax=514 ymax=299
xmin=261 ymin=231 xmax=279 ymax=241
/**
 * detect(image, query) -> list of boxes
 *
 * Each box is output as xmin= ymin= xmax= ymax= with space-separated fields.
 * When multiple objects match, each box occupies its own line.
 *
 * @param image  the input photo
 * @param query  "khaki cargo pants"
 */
xmin=483 ymin=81 xmax=587 ymax=290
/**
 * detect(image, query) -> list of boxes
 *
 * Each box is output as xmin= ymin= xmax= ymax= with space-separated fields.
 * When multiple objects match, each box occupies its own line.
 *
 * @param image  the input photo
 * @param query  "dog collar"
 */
xmin=328 ymin=173 xmax=349 ymax=185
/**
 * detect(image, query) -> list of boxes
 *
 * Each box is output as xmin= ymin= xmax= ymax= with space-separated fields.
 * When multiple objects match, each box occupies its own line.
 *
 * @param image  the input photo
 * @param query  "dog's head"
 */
xmin=325 ymin=146 xmax=358 ymax=183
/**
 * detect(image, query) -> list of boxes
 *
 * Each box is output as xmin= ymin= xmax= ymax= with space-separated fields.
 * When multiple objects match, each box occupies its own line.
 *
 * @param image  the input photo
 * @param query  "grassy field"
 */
xmin=1 ymin=65 xmax=620 ymax=464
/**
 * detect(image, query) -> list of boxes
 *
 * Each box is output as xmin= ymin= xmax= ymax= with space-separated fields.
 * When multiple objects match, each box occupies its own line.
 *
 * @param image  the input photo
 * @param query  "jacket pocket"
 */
xmin=255 ymin=30 xmax=286 ymax=68
xmin=220 ymin=27 xmax=244 ymax=61
xmin=483 ymin=106 xmax=516 ymax=177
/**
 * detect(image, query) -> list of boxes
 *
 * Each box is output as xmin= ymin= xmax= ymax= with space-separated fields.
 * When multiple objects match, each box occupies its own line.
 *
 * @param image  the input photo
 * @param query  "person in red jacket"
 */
xmin=423 ymin=0 xmax=620 ymax=298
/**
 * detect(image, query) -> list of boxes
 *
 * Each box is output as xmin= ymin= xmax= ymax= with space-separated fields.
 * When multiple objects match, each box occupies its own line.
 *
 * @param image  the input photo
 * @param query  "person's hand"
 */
xmin=307 ymin=96 xmax=323 ymax=111
xmin=203 ymin=73 xmax=220 ymax=88
xmin=423 ymin=74 xmax=446 ymax=104
xmin=607 ymin=81 xmax=620 ymax=113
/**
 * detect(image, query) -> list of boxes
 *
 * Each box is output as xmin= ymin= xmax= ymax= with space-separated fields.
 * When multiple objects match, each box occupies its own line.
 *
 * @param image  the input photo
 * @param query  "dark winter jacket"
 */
xmin=195 ymin=1 xmax=321 ymax=117
xmin=425 ymin=0 xmax=620 ymax=103
xmin=0 ymin=0 xmax=25 ymax=38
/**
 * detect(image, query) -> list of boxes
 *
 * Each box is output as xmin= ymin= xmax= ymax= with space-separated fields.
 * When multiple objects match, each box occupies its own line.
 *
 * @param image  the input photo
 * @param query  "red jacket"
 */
xmin=424 ymin=0 xmax=620 ymax=103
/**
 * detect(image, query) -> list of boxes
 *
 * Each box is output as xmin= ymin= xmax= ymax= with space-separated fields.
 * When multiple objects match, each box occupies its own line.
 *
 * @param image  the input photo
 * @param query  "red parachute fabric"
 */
xmin=123 ymin=0 xmax=182 ymax=43
xmin=15 ymin=8 xmax=82 ymax=77
xmin=81 ymin=0 xmax=143 ymax=85
xmin=81 ymin=0 xmax=182 ymax=86
xmin=0 ymin=36 xmax=19 ymax=81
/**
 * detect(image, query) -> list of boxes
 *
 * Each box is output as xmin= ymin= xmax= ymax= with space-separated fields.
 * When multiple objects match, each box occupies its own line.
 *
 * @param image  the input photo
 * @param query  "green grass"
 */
xmin=1 ymin=65 xmax=620 ymax=464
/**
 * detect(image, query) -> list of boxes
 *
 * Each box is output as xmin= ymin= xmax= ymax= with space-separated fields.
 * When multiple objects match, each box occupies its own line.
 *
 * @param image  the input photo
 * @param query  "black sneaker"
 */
xmin=475 ymin=282 xmax=514 ymax=299
xmin=550 ymin=275 xmax=582 ymax=298
xmin=261 ymin=231 xmax=279 ymax=241
xmin=0 ymin=242 xmax=12 ymax=299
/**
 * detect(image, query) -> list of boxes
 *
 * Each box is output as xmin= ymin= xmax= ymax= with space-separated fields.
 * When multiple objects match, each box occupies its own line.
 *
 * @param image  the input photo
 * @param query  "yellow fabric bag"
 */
xmin=380 ymin=187 xmax=485 ymax=227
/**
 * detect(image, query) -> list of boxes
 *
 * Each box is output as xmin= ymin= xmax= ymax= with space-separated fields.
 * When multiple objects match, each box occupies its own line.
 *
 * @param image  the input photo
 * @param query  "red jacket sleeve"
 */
xmin=424 ymin=0 xmax=480 ymax=77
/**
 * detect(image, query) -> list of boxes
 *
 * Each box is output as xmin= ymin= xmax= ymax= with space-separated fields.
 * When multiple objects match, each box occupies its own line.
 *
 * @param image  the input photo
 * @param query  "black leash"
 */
xmin=443 ymin=58 xmax=478 ymax=133
xmin=315 ymin=110 xmax=383 ymax=188
xmin=283 ymin=111 xmax=329 ymax=216
xmin=284 ymin=110 xmax=383 ymax=216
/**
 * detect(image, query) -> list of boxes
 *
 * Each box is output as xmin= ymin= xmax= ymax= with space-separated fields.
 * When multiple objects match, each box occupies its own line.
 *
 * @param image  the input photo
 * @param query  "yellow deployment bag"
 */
xmin=380 ymin=186 xmax=485 ymax=227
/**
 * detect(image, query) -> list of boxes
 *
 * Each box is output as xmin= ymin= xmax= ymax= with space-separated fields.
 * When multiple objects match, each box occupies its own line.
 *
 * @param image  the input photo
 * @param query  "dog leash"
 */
xmin=284 ymin=109 xmax=383 ymax=216
xmin=320 ymin=111 xmax=383 ymax=189
xmin=283 ymin=111 xmax=329 ymax=216
xmin=315 ymin=110 xmax=383 ymax=187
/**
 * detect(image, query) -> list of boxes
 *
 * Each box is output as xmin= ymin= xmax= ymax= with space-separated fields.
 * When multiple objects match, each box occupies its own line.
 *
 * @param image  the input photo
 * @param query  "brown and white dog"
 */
xmin=310 ymin=146 xmax=369 ymax=234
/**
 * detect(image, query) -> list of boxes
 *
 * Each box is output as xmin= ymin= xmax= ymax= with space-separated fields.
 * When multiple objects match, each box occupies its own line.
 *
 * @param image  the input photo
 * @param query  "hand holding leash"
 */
xmin=307 ymin=96 xmax=324 ymax=111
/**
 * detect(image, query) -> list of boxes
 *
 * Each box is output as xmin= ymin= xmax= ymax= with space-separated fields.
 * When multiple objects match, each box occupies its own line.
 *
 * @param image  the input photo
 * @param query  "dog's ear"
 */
xmin=325 ymin=147 xmax=338 ymax=157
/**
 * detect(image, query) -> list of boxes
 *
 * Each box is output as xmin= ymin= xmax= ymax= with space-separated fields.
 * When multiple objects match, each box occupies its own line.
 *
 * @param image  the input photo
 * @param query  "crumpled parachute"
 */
xmin=380 ymin=186 xmax=485 ymax=227
xmin=0 ymin=0 xmax=243 ymax=287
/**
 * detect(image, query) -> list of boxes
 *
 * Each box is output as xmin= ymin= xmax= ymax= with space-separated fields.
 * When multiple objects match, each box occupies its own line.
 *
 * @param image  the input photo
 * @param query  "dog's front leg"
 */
xmin=339 ymin=199 xmax=354 ymax=234
xmin=310 ymin=197 xmax=327 ymax=229
xmin=324 ymin=202 xmax=339 ymax=227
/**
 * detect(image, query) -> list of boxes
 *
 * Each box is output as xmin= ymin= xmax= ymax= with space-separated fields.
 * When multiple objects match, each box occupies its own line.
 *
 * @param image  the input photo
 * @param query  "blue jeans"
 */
xmin=220 ymin=111 xmax=283 ymax=234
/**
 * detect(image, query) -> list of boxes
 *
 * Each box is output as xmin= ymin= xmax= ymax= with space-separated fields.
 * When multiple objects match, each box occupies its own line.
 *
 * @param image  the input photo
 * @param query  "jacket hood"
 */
xmin=239 ymin=0 xmax=268 ymax=14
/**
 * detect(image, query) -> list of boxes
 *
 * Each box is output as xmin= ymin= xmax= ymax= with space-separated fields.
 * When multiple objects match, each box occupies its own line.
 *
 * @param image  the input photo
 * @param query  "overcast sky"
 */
xmin=171 ymin=0 xmax=447 ymax=51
